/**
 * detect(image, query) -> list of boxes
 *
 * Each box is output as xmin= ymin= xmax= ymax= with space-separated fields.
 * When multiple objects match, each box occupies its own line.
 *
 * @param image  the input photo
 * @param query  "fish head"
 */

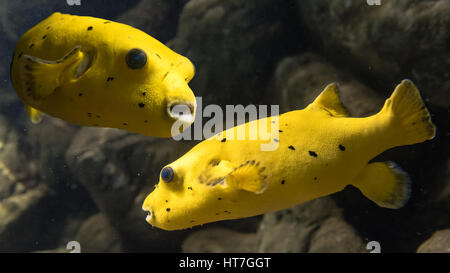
xmin=105 ymin=34 xmax=197 ymax=137
xmin=142 ymin=146 xmax=240 ymax=230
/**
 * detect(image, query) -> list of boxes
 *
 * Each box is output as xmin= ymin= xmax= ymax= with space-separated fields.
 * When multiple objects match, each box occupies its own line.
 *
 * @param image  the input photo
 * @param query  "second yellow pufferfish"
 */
xmin=143 ymin=80 xmax=436 ymax=230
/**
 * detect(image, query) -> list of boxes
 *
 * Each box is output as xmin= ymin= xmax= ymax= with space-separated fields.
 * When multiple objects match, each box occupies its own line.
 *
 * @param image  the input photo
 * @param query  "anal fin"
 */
xmin=352 ymin=162 xmax=411 ymax=209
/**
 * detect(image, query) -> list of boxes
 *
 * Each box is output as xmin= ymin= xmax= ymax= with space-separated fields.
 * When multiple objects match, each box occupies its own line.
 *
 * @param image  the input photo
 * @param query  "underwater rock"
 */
xmin=182 ymin=228 xmax=258 ymax=253
xmin=0 ymin=0 xmax=140 ymax=42
xmin=0 ymin=185 xmax=49 ymax=252
xmin=170 ymin=0 xmax=298 ymax=105
xmin=417 ymin=229 xmax=450 ymax=253
xmin=72 ymin=213 xmax=123 ymax=253
xmin=272 ymin=52 xmax=385 ymax=116
xmin=66 ymin=127 xmax=195 ymax=251
xmin=24 ymin=116 xmax=80 ymax=188
xmin=0 ymin=115 xmax=34 ymax=184
xmin=116 ymin=0 xmax=188 ymax=43
xmin=256 ymin=197 xmax=366 ymax=253
xmin=296 ymin=0 xmax=450 ymax=109
xmin=34 ymin=213 xmax=122 ymax=253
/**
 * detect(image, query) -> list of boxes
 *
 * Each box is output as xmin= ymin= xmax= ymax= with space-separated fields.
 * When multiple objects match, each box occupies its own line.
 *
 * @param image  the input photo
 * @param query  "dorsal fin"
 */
xmin=309 ymin=83 xmax=350 ymax=117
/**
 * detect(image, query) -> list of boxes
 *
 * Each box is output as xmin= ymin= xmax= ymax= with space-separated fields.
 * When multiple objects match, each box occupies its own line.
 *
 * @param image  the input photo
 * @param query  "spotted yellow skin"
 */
xmin=143 ymin=80 xmax=436 ymax=230
xmin=10 ymin=12 xmax=196 ymax=137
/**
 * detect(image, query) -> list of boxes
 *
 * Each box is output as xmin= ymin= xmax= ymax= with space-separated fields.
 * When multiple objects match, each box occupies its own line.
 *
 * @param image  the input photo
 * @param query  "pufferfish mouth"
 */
xmin=142 ymin=206 xmax=152 ymax=222
xmin=167 ymin=102 xmax=196 ymax=125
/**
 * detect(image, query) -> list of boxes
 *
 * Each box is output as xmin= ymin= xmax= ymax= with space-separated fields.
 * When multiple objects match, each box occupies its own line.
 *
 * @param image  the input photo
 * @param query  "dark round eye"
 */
xmin=161 ymin=166 xmax=174 ymax=183
xmin=126 ymin=48 xmax=147 ymax=69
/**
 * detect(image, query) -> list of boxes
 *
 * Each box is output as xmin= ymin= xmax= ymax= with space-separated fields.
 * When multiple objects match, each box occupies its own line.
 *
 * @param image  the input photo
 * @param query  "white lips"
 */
xmin=168 ymin=103 xmax=195 ymax=127
xmin=143 ymin=207 xmax=152 ymax=222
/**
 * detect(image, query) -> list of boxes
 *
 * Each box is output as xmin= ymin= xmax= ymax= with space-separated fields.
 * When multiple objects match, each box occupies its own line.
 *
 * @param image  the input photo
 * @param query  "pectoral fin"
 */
xmin=201 ymin=159 xmax=269 ymax=194
xmin=309 ymin=83 xmax=350 ymax=117
xmin=226 ymin=160 xmax=268 ymax=194
xmin=17 ymin=46 xmax=87 ymax=102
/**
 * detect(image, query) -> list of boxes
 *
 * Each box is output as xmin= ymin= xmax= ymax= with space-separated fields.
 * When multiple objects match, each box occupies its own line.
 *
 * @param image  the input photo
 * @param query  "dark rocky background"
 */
xmin=0 ymin=0 xmax=448 ymax=253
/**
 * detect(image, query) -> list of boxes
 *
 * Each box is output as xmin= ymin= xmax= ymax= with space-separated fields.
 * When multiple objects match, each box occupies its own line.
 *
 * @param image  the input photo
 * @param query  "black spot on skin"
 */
xmin=156 ymin=53 xmax=161 ymax=59
xmin=87 ymin=26 xmax=93 ymax=31
xmin=107 ymin=77 xmax=114 ymax=82
xmin=218 ymin=197 xmax=222 ymax=200
xmin=165 ymin=200 xmax=168 ymax=203
xmin=29 ymin=43 xmax=34 ymax=49
xmin=166 ymin=208 xmax=170 ymax=212
xmin=281 ymin=180 xmax=285 ymax=185
xmin=142 ymin=92 xmax=146 ymax=96
xmin=104 ymin=21 xmax=111 ymax=24
xmin=216 ymin=212 xmax=220 ymax=215
xmin=138 ymin=103 xmax=145 ymax=108
xmin=221 ymin=138 xmax=226 ymax=142
xmin=278 ymin=130 xmax=283 ymax=132
xmin=18 ymin=52 xmax=23 ymax=59
xmin=190 ymin=220 xmax=195 ymax=223
xmin=314 ymin=177 xmax=317 ymax=181
xmin=25 ymin=65 xmax=32 ymax=71
xmin=87 ymin=112 xmax=92 ymax=117
xmin=187 ymin=186 xmax=193 ymax=190
xmin=339 ymin=144 xmax=346 ymax=151
xmin=123 ymin=123 xmax=128 ymax=126
xmin=96 ymin=115 xmax=100 ymax=118
xmin=144 ymin=120 xmax=148 ymax=123
xmin=78 ymin=93 xmax=83 ymax=96
xmin=288 ymin=145 xmax=295 ymax=150
xmin=46 ymin=26 xmax=51 ymax=30
xmin=42 ymin=35 xmax=47 ymax=39
xmin=309 ymin=151 xmax=318 ymax=157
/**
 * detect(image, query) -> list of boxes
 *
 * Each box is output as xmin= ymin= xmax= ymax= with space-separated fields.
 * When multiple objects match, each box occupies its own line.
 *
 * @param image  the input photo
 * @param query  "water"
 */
xmin=0 ymin=0 xmax=448 ymax=253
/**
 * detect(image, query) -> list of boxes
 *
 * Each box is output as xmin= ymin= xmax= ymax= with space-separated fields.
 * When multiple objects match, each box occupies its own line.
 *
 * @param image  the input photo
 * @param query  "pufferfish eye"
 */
xmin=161 ymin=166 xmax=174 ymax=183
xmin=126 ymin=48 xmax=147 ymax=69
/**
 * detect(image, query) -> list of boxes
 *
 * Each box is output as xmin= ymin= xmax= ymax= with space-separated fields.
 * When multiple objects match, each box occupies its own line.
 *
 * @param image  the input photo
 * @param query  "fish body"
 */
xmin=10 ymin=12 xmax=196 ymax=137
xmin=143 ymin=80 xmax=436 ymax=230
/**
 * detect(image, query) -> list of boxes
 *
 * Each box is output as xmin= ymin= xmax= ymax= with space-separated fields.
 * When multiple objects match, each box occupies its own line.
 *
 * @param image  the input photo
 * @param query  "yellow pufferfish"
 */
xmin=143 ymin=79 xmax=436 ymax=230
xmin=10 ymin=12 xmax=196 ymax=137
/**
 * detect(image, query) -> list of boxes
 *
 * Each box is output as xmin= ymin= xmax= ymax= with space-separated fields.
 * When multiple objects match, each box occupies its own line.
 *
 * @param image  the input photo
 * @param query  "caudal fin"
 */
xmin=380 ymin=79 xmax=436 ymax=145
xmin=353 ymin=162 xmax=411 ymax=209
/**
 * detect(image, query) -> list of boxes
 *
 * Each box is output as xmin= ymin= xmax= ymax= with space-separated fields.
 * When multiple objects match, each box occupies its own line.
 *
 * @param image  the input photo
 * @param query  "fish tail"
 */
xmin=379 ymin=79 xmax=436 ymax=146
xmin=353 ymin=161 xmax=411 ymax=209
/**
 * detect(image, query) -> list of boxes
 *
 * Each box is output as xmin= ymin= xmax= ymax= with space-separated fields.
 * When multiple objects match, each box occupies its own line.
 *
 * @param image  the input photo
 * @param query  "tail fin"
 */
xmin=380 ymin=79 xmax=436 ymax=145
xmin=353 ymin=162 xmax=411 ymax=209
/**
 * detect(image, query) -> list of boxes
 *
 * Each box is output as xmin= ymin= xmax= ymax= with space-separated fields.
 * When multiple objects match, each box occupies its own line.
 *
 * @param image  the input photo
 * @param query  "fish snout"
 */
xmin=142 ymin=199 xmax=154 ymax=224
xmin=167 ymin=99 xmax=196 ymax=130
